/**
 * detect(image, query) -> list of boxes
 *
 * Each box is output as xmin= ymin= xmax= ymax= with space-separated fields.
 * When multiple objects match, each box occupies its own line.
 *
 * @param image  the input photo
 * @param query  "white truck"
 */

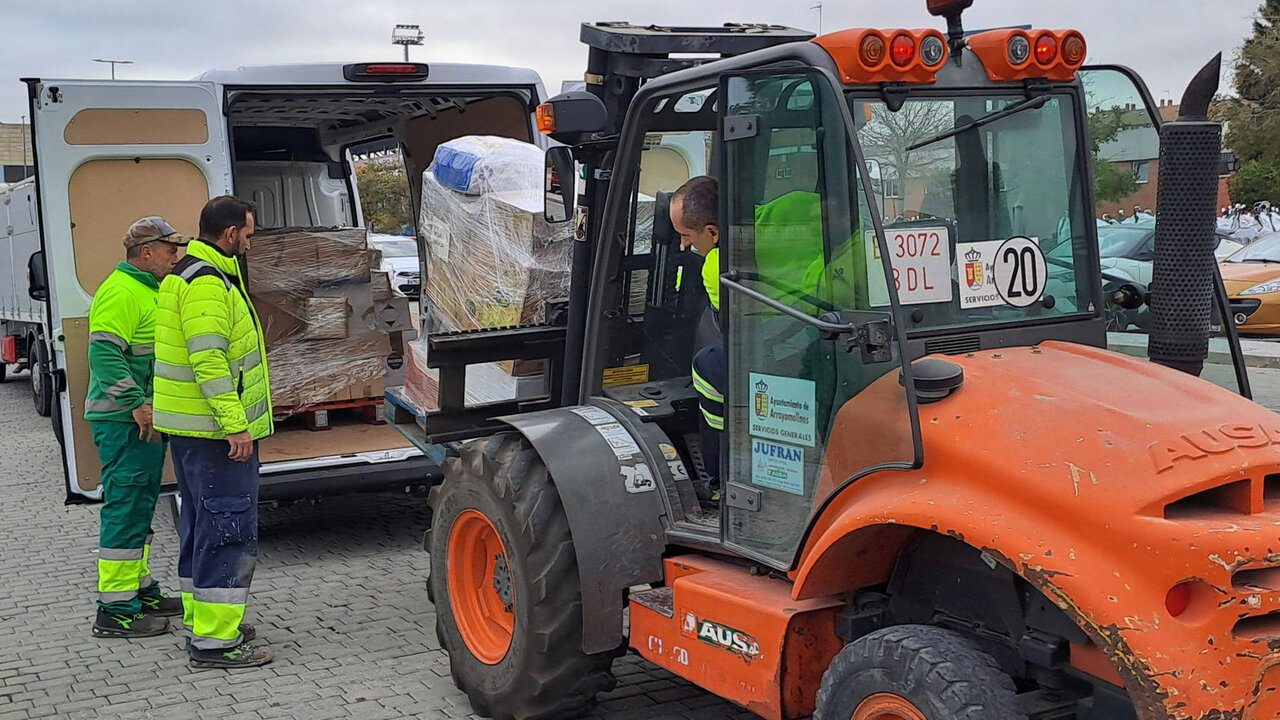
xmin=15 ymin=61 xmax=547 ymax=503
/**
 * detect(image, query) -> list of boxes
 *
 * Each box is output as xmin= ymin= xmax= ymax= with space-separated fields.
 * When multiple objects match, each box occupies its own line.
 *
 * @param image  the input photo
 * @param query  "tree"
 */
xmin=355 ymin=156 xmax=414 ymax=233
xmin=1218 ymin=0 xmax=1280 ymax=204
xmin=1086 ymin=106 xmax=1139 ymax=204
xmin=857 ymin=101 xmax=952 ymax=186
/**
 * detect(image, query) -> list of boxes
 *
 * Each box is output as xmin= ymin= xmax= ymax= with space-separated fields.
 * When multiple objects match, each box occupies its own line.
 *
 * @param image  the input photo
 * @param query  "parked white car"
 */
xmin=370 ymin=234 xmax=421 ymax=298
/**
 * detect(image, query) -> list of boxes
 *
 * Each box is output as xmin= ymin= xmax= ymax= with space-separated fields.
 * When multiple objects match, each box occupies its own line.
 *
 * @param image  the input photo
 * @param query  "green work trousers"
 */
xmin=92 ymin=420 xmax=166 ymax=614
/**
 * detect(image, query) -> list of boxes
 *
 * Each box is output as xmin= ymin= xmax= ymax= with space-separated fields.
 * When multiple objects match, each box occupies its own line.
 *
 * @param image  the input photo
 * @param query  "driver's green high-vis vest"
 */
xmin=153 ymin=240 xmax=273 ymax=440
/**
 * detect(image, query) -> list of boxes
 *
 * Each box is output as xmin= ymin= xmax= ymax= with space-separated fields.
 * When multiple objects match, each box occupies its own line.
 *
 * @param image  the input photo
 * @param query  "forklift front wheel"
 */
xmin=813 ymin=625 xmax=1027 ymax=720
xmin=426 ymin=434 xmax=616 ymax=720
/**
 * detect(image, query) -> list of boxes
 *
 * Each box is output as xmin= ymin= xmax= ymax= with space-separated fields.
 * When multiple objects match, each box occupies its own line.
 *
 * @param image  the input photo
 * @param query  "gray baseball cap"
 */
xmin=124 ymin=216 xmax=189 ymax=249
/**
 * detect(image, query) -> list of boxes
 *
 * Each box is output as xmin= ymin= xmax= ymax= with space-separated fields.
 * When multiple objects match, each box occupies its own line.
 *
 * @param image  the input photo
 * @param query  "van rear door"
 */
xmin=25 ymin=78 xmax=228 ymax=501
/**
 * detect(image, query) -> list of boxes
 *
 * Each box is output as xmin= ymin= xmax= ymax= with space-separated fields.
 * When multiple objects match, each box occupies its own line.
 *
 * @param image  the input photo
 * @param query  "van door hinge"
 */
xmin=844 ymin=319 xmax=893 ymax=364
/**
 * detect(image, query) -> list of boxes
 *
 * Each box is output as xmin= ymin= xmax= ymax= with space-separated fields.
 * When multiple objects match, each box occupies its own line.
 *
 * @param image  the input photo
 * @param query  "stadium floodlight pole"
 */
xmin=391 ymin=24 xmax=425 ymax=62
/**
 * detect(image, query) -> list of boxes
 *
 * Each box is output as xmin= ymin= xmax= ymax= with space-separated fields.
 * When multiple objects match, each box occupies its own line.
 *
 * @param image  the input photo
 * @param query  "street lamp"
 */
xmin=92 ymin=58 xmax=133 ymax=80
xmin=391 ymin=24 xmax=424 ymax=62
xmin=810 ymin=3 xmax=823 ymax=35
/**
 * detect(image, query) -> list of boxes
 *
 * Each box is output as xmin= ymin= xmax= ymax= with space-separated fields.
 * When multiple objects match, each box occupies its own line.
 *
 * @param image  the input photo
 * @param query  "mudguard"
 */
xmin=497 ymin=399 xmax=670 ymax=653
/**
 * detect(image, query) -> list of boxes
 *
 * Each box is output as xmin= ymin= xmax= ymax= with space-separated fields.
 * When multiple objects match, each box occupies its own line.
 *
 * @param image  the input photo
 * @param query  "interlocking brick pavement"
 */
xmin=0 ymin=378 xmax=750 ymax=719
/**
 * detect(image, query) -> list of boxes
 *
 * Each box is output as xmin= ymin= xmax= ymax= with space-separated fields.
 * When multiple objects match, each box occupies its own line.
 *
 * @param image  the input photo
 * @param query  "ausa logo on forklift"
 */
xmin=682 ymin=611 xmax=761 ymax=662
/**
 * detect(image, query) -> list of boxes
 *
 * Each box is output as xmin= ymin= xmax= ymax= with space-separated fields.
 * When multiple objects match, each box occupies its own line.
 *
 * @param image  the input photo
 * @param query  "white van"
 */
xmin=20 ymin=61 xmax=546 ymax=503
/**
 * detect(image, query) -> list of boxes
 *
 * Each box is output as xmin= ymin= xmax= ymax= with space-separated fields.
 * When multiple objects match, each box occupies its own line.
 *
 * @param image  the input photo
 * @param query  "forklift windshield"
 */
xmin=851 ymin=93 xmax=1092 ymax=334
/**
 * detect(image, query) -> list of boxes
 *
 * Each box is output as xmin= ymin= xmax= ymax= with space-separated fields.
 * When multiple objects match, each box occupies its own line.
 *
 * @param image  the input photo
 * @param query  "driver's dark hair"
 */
xmin=199 ymin=196 xmax=257 ymax=242
xmin=673 ymin=176 xmax=718 ymax=231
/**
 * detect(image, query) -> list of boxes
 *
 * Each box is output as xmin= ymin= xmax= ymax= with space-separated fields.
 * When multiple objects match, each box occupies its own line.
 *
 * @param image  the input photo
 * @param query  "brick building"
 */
xmin=0 ymin=122 xmax=34 ymax=186
xmin=1095 ymin=100 xmax=1232 ymax=218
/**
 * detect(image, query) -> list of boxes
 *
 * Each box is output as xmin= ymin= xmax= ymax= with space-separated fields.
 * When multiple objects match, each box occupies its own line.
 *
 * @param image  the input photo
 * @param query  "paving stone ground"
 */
xmin=0 ymin=377 xmax=747 ymax=720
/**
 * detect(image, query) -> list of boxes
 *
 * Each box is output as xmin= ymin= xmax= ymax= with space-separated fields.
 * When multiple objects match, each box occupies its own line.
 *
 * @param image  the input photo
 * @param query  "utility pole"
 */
xmin=19 ymin=115 xmax=28 ymax=180
xmin=391 ymin=24 xmax=424 ymax=62
xmin=810 ymin=3 xmax=823 ymax=35
xmin=91 ymin=58 xmax=133 ymax=80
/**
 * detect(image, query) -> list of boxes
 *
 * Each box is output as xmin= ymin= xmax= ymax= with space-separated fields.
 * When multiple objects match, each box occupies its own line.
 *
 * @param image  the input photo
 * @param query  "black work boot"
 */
xmin=92 ymin=609 xmax=170 ymax=638
xmin=188 ymin=641 xmax=274 ymax=669
xmin=140 ymin=594 xmax=184 ymax=617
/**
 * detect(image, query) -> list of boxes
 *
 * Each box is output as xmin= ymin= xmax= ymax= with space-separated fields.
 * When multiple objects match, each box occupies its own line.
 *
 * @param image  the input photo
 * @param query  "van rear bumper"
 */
xmin=161 ymin=455 xmax=441 ymax=504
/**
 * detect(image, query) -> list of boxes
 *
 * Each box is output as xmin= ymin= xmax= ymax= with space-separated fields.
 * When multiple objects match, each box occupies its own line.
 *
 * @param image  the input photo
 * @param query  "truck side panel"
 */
xmin=0 ymin=181 xmax=44 ymax=326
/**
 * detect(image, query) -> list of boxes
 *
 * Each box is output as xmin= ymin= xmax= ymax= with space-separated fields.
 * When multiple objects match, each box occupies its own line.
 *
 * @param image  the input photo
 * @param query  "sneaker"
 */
xmin=140 ymin=594 xmax=184 ymax=617
xmin=189 ymin=641 xmax=274 ymax=669
xmin=92 ymin=608 xmax=170 ymax=639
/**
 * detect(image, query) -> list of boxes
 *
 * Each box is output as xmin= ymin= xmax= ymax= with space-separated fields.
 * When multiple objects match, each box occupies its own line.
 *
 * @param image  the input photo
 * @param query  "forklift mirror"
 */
xmin=544 ymin=146 xmax=576 ymax=224
xmin=27 ymin=251 xmax=48 ymax=302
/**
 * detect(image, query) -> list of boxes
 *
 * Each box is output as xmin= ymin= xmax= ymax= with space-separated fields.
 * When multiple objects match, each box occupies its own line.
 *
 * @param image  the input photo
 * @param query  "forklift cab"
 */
xmin=538 ymin=24 xmax=1248 ymax=564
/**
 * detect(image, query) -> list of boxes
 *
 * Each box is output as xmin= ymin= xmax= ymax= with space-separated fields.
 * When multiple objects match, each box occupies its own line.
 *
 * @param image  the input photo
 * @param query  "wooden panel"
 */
xmin=259 ymin=421 xmax=413 ymax=464
xmin=64 ymin=108 xmax=209 ymax=146
xmin=63 ymin=318 xmax=102 ymax=491
xmin=68 ymin=158 xmax=208 ymax=294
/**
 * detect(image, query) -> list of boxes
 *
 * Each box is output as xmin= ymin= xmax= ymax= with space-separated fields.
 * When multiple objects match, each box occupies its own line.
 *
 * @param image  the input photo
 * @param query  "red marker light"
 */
xmin=1034 ymin=33 xmax=1059 ymax=65
xmin=1061 ymin=33 xmax=1087 ymax=66
xmin=860 ymin=34 xmax=887 ymax=67
xmin=890 ymin=34 xmax=917 ymax=67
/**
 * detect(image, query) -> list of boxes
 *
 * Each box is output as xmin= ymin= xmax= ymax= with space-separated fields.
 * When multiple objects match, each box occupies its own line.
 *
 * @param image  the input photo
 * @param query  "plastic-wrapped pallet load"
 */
xmin=247 ymin=226 xmax=404 ymax=411
xmin=407 ymin=135 xmax=572 ymax=413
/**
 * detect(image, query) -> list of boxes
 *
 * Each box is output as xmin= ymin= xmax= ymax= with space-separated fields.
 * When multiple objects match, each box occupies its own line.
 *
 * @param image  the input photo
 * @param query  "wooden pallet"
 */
xmin=274 ymin=397 xmax=385 ymax=431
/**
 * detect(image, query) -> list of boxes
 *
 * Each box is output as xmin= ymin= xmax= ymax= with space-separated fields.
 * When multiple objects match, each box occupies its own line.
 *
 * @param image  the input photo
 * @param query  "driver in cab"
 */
xmin=670 ymin=176 xmax=724 ymax=506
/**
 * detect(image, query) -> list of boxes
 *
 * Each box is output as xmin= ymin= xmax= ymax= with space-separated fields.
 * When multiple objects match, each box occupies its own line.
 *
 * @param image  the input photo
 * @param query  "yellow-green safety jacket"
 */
xmin=84 ymin=262 xmax=159 ymax=422
xmin=153 ymin=240 xmax=273 ymax=440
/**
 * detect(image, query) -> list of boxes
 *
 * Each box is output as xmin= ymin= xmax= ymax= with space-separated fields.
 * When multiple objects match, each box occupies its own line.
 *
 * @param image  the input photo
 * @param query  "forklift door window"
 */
xmin=852 ymin=94 xmax=1092 ymax=334
xmin=720 ymin=71 xmax=916 ymax=566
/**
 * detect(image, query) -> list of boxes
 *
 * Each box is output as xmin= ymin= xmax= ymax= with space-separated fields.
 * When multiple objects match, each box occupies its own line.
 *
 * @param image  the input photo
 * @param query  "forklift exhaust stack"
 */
xmin=1147 ymin=54 xmax=1223 ymax=377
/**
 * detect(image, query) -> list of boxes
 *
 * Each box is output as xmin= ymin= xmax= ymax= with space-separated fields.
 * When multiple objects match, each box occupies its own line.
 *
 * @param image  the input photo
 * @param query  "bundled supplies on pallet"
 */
xmin=406 ymin=135 xmax=571 ymax=414
xmin=246 ymin=226 xmax=412 ymax=412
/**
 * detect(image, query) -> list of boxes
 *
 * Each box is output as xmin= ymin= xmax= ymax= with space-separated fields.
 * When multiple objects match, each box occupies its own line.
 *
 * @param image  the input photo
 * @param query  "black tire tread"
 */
xmin=813 ymin=624 xmax=1026 ymax=720
xmin=428 ymin=433 xmax=615 ymax=720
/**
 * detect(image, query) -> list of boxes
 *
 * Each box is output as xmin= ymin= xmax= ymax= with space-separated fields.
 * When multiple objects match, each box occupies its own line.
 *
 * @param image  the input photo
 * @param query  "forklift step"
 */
xmin=631 ymin=587 xmax=675 ymax=618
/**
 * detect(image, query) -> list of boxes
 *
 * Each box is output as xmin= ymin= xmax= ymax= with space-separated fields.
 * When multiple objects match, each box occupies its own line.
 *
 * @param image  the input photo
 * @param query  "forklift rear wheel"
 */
xmin=427 ymin=433 xmax=616 ymax=720
xmin=813 ymin=625 xmax=1027 ymax=720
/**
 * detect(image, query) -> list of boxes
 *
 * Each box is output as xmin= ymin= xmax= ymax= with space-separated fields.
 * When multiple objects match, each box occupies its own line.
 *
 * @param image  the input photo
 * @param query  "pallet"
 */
xmin=274 ymin=397 xmax=385 ymax=431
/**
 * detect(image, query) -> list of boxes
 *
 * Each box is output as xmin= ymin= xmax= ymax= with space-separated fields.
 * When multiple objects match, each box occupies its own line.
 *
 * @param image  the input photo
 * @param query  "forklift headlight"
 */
xmin=920 ymin=35 xmax=946 ymax=67
xmin=1240 ymin=279 xmax=1280 ymax=296
xmin=1007 ymin=35 xmax=1031 ymax=66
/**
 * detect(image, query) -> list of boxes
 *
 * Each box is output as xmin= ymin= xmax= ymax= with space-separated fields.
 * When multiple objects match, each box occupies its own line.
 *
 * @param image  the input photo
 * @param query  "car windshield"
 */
xmin=1097 ymin=225 xmax=1152 ymax=259
xmin=372 ymin=239 xmax=417 ymax=258
xmin=1225 ymin=233 xmax=1280 ymax=263
xmin=852 ymin=92 xmax=1091 ymax=332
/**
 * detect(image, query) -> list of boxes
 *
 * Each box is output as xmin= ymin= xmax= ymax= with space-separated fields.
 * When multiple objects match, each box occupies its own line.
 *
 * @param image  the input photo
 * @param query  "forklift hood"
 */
xmin=797 ymin=341 xmax=1280 ymax=720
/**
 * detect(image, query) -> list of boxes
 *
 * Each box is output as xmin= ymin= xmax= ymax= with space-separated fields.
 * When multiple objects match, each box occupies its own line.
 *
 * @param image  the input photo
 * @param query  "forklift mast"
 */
xmin=562 ymin=23 xmax=815 ymax=405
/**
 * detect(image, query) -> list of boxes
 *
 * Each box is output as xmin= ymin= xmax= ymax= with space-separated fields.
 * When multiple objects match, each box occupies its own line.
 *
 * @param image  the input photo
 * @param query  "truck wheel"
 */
xmin=813 ymin=625 xmax=1027 ymax=720
xmin=427 ymin=433 xmax=615 ymax=720
xmin=31 ymin=341 xmax=51 ymax=417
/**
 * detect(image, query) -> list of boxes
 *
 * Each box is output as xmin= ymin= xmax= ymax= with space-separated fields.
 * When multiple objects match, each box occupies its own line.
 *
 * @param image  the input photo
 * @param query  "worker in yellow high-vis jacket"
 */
xmin=88 ymin=217 xmax=187 ymax=639
xmin=153 ymin=196 xmax=274 ymax=669
xmin=671 ymin=176 xmax=725 ymax=506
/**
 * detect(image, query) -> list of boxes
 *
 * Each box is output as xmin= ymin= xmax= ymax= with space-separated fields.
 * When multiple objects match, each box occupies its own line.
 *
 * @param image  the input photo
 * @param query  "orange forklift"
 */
xmin=414 ymin=2 xmax=1275 ymax=718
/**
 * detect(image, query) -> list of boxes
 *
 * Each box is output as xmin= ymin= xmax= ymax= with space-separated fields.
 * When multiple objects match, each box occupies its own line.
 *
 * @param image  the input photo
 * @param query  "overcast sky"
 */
xmin=0 ymin=0 xmax=1264 ymax=123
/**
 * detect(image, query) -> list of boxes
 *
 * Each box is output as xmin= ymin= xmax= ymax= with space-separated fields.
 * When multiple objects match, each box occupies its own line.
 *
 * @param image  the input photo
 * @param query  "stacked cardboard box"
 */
xmin=246 ymin=227 xmax=407 ymax=411
xmin=411 ymin=137 xmax=572 ymax=412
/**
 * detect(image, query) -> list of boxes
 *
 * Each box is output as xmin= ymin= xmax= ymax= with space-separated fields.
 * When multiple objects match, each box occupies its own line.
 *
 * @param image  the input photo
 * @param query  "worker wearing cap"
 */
xmin=88 ymin=217 xmax=188 ymax=639
xmin=154 ymin=195 xmax=274 ymax=669
xmin=671 ymin=176 xmax=724 ymax=505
